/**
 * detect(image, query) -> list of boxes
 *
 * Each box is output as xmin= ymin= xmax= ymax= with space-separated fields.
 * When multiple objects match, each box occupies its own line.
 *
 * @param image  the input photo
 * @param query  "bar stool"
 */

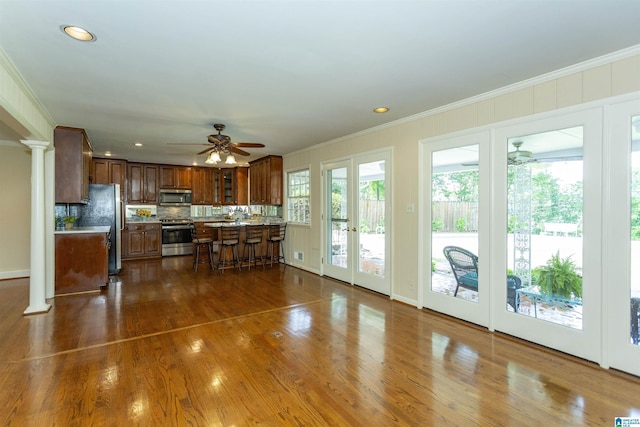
xmin=266 ymin=223 xmax=287 ymax=267
xmin=191 ymin=224 xmax=215 ymax=271
xmin=242 ymin=224 xmax=265 ymax=270
xmin=218 ymin=225 xmax=242 ymax=273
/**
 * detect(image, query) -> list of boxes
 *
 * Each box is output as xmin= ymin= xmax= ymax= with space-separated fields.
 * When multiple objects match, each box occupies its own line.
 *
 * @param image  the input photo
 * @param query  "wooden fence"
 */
xmin=432 ymin=201 xmax=478 ymax=232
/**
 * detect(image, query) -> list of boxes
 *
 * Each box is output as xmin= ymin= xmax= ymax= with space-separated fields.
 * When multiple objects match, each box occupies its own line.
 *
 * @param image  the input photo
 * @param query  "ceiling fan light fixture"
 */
xmin=225 ymin=154 xmax=236 ymax=165
xmin=205 ymin=151 xmax=221 ymax=164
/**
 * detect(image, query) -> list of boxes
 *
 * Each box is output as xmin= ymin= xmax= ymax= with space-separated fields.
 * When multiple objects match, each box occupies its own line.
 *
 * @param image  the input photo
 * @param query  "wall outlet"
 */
xmin=406 ymin=203 xmax=415 ymax=213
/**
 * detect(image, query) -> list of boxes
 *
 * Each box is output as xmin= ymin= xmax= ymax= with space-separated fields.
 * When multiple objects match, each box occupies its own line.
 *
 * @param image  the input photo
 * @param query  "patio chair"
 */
xmin=442 ymin=246 xmax=523 ymax=311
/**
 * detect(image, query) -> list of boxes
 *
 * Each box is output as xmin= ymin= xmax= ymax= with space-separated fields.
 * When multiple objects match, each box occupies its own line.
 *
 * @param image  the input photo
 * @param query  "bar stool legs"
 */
xmin=266 ymin=223 xmax=287 ymax=267
xmin=242 ymin=225 xmax=265 ymax=270
xmin=191 ymin=225 xmax=215 ymax=271
xmin=219 ymin=226 xmax=241 ymax=273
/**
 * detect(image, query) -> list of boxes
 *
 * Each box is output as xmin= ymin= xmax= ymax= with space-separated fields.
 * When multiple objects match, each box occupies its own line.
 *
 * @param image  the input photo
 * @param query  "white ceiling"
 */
xmin=1 ymin=0 xmax=639 ymax=167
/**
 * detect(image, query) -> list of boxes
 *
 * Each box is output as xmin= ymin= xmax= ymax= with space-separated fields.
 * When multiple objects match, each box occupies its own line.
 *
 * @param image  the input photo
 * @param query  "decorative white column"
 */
xmin=44 ymin=147 xmax=56 ymax=299
xmin=21 ymin=139 xmax=52 ymax=315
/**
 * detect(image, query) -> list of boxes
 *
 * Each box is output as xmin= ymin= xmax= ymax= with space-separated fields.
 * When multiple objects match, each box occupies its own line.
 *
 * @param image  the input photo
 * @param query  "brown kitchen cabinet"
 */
xmin=92 ymin=157 xmax=127 ymax=200
xmin=127 ymin=163 xmax=158 ymax=204
xmin=160 ymin=165 xmax=192 ymax=189
xmin=192 ymin=167 xmax=215 ymax=205
xmin=55 ymin=231 xmax=109 ymax=294
xmin=249 ymin=155 xmax=283 ymax=205
xmin=221 ymin=167 xmax=248 ymax=205
xmin=122 ymin=222 xmax=161 ymax=259
xmin=54 ymin=126 xmax=93 ymax=204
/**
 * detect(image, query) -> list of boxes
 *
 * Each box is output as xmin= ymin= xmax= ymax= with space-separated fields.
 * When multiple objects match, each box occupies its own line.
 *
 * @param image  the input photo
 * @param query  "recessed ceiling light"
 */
xmin=104 ymin=151 xmax=112 ymax=157
xmin=61 ymin=25 xmax=96 ymax=42
xmin=373 ymin=107 xmax=389 ymax=113
xmin=134 ymin=142 xmax=143 ymax=147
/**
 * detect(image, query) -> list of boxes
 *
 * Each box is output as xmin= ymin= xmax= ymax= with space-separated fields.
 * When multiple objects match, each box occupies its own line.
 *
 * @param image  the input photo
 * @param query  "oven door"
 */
xmin=162 ymin=226 xmax=193 ymax=256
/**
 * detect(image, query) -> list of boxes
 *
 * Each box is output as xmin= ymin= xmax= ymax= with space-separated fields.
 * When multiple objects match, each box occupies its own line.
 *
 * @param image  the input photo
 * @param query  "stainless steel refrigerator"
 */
xmin=77 ymin=184 xmax=122 ymax=275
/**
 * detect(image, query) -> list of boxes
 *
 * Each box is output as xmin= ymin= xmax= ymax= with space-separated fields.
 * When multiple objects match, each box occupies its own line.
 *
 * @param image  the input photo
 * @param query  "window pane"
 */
xmin=630 ymin=115 xmax=639 ymax=345
xmin=432 ymin=145 xmax=480 ymax=302
xmin=509 ymin=127 xmax=584 ymax=330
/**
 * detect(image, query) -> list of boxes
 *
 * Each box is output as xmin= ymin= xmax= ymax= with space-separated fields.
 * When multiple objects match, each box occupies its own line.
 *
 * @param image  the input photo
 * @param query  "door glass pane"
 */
xmin=630 ymin=115 xmax=639 ymax=345
xmin=328 ymin=167 xmax=348 ymax=268
xmin=432 ymin=145 xmax=479 ymax=301
xmin=509 ymin=127 xmax=584 ymax=330
xmin=358 ymin=161 xmax=385 ymax=277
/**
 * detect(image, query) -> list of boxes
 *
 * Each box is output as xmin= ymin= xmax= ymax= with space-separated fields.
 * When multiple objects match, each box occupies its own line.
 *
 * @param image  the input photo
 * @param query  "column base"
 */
xmin=23 ymin=303 xmax=52 ymax=316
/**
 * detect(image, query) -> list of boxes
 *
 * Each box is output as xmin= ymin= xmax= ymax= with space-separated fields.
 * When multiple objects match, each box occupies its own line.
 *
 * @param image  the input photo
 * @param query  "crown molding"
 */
xmin=286 ymin=44 xmax=640 ymax=157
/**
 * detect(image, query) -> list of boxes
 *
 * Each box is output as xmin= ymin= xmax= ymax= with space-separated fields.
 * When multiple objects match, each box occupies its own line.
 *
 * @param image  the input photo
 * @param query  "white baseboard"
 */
xmin=391 ymin=293 xmax=418 ymax=308
xmin=0 ymin=269 xmax=29 ymax=280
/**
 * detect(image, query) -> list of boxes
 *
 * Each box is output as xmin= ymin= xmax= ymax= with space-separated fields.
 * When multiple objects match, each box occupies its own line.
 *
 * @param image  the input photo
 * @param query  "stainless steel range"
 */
xmin=161 ymin=218 xmax=193 ymax=256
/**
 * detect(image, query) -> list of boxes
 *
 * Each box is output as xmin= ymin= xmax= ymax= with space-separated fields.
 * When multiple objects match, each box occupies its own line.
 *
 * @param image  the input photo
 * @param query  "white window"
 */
xmin=287 ymin=169 xmax=310 ymax=224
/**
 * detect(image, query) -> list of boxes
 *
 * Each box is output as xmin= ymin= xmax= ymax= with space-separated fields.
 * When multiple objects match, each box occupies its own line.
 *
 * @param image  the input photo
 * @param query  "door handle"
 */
xmin=351 ymin=227 xmax=357 ymax=232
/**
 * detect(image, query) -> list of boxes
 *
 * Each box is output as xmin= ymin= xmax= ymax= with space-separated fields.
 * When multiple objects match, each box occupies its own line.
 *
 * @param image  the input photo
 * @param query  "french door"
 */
xmin=492 ymin=109 xmax=602 ymax=363
xmin=607 ymin=99 xmax=640 ymax=376
xmin=421 ymin=130 xmax=491 ymax=327
xmin=322 ymin=150 xmax=391 ymax=295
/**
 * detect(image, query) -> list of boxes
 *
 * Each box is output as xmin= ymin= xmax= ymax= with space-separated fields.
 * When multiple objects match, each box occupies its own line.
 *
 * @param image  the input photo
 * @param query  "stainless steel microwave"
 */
xmin=159 ymin=189 xmax=192 ymax=206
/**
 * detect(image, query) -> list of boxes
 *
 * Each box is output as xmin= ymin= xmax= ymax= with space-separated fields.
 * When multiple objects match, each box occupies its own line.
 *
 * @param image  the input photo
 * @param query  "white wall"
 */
xmin=0 ymin=48 xmax=55 ymax=280
xmin=283 ymin=48 xmax=640 ymax=305
xmin=0 ymin=144 xmax=32 ymax=278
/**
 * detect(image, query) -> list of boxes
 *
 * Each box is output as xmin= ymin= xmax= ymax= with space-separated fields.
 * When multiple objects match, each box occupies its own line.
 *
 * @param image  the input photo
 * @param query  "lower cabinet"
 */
xmin=55 ymin=231 xmax=109 ymax=294
xmin=123 ymin=222 xmax=161 ymax=259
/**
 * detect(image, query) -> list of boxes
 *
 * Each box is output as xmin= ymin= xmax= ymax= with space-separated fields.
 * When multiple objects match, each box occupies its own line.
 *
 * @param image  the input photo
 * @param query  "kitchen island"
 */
xmin=201 ymin=221 xmax=286 ymax=268
xmin=55 ymin=226 xmax=110 ymax=294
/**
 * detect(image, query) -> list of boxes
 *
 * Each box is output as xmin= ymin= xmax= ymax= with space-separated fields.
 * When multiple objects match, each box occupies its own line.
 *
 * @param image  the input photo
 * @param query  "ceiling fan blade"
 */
xmin=197 ymin=147 xmax=215 ymax=155
xmin=230 ymin=147 xmax=251 ymax=156
xmin=167 ymin=143 xmax=209 ymax=146
xmin=231 ymin=142 xmax=265 ymax=148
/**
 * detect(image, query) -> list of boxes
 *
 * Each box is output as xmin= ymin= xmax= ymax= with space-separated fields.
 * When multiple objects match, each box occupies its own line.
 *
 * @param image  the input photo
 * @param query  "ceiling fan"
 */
xmin=172 ymin=124 xmax=265 ymax=165
xmin=507 ymin=141 xmax=535 ymax=165
xmin=461 ymin=141 xmax=535 ymax=166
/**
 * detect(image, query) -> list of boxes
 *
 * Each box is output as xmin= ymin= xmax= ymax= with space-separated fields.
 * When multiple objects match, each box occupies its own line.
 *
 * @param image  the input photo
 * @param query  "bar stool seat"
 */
xmin=191 ymin=224 xmax=215 ymax=271
xmin=266 ymin=223 xmax=287 ymax=267
xmin=218 ymin=225 xmax=241 ymax=273
xmin=242 ymin=224 xmax=265 ymax=270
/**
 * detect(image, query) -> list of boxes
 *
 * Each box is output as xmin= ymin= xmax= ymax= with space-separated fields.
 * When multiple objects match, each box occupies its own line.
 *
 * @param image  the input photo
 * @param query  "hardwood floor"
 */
xmin=1 ymin=256 xmax=638 ymax=426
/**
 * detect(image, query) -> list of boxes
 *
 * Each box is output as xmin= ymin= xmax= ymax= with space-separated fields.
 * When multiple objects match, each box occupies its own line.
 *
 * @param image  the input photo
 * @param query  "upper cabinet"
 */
xmin=249 ymin=155 xmax=283 ymax=205
xmin=159 ymin=165 xmax=192 ymax=189
xmin=55 ymin=126 xmax=93 ymax=204
xmin=191 ymin=167 xmax=215 ymax=205
xmin=92 ymin=157 xmax=127 ymax=200
xmin=221 ymin=167 xmax=248 ymax=205
xmin=127 ymin=163 xmax=158 ymax=204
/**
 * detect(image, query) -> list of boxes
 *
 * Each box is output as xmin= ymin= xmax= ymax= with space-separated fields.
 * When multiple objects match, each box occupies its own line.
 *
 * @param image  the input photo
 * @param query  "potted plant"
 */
xmin=532 ymin=251 xmax=582 ymax=298
xmin=62 ymin=215 xmax=77 ymax=230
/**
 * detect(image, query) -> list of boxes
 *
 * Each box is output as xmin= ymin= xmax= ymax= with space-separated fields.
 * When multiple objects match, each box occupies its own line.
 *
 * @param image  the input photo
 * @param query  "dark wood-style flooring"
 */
xmin=1 ymin=256 xmax=638 ymax=425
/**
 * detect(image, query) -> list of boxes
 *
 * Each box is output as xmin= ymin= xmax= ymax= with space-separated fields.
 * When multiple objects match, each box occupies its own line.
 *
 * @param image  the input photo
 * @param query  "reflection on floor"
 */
xmin=431 ymin=270 xmax=583 ymax=329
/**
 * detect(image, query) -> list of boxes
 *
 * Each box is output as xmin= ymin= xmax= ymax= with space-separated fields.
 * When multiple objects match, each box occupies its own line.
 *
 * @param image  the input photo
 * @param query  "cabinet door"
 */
xmin=143 ymin=165 xmax=158 ymax=204
xmin=128 ymin=164 xmax=144 ymax=203
xmin=213 ymin=169 xmax=221 ymax=204
xmin=160 ymin=166 xmax=176 ymax=189
xmin=126 ymin=230 xmax=145 ymax=257
xmin=176 ymin=167 xmax=192 ymax=189
xmin=55 ymin=126 xmax=92 ymax=204
xmin=144 ymin=226 xmax=162 ymax=256
xmin=235 ymin=167 xmax=249 ymax=205
xmin=81 ymin=135 xmax=92 ymax=202
xmin=93 ymin=158 xmax=110 ymax=184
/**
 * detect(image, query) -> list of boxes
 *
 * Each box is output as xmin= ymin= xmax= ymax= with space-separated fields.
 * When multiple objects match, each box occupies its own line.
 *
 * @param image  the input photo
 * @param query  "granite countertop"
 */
xmin=55 ymin=226 xmax=111 ymax=235
xmin=203 ymin=220 xmax=286 ymax=227
xmin=126 ymin=218 xmax=161 ymax=224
